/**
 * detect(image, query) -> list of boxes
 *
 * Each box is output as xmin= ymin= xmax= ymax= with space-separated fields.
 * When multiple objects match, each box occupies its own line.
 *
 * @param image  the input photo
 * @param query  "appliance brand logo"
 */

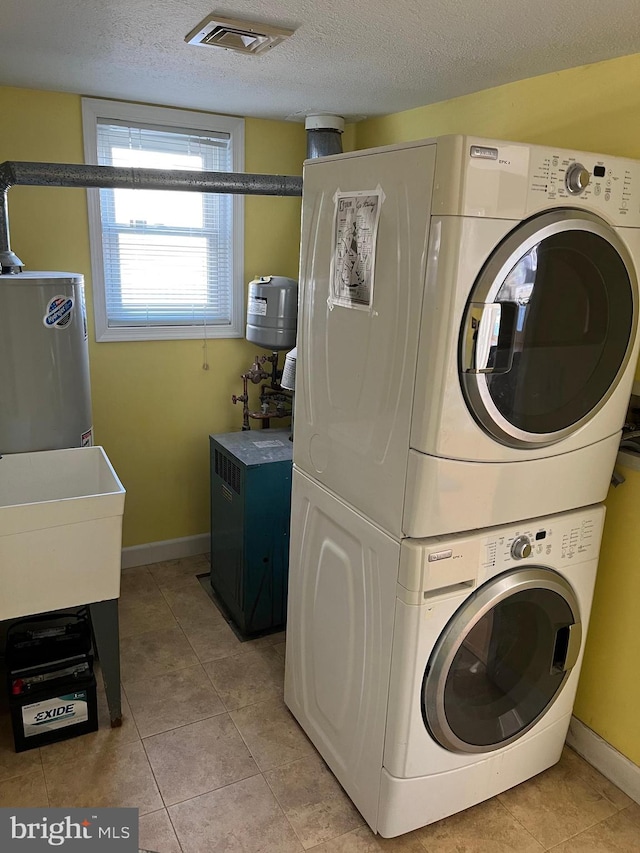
xmin=470 ymin=145 xmax=498 ymax=161
xmin=33 ymin=704 xmax=76 ymax=725
xmin=43 ymin=295 xmax=74 ymax=329
xmin=0 ymin=808 xmax=138 ymax=851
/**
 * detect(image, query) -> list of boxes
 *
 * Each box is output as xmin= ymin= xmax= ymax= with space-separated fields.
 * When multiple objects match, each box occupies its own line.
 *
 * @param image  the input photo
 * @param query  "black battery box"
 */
xmin=6 ymin=613 xmax=99 ymax=752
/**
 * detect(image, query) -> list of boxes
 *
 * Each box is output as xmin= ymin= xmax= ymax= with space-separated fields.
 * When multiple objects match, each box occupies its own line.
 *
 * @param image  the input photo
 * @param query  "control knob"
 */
xmin=511 ymin=535 xmax=532 ymax=560
xmin=565 ymin=163 xmax=590 ymax=194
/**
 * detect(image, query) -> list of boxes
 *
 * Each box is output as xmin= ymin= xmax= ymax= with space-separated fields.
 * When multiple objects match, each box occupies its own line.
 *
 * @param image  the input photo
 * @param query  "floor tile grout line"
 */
xmin=137 ymin=707 xmax=229 ymax=742
xmin=224 ymin=708 xmax=315 ymax=776
xmin=139 ymin=805 xmax=185 ymax=853
xmin=40 ymin=757 xmax=52 ymax=808
xmin=164 ymin=806 xmax=185 ymax=853
xmin=563 ymin=746 xmax=636 ymax=813
xmin=123 ymin=660 xmax=219 ymax=690
xmin=303 ymin=828 xmax=355 ymax=851
xmin=259 ymin=752 xmax=318 ymax=775
xmin=0 ymin=738 xmax=48 ymax=788
xmin=260 ymin=768 xmax=309 ymax=850
xmin=119 ymin=622 xmax=181 ymax=644
xmin=162 ymin=767 xmax=262 ymax=811
xmin=500 ymin=798 xmax=616 ymax=852
xmin=194 ymin=644 xmax=281 ymax=669
xmin=198 ymin=651 xmax=286 ymax=707
xmin=38 ymin=730 xmax=149 ymax=781
xmin=157 ymin=577 xmax=219 ymax=603
xmin=494 ymin=795 xmax=544 ymax=846
xmin=226 ymin=694 xmax=292 ymax=715
xmin=0 ymin=768 xmax=42 ymax=787
xmin=227 ymin=706 xmax=259 ymax=764
xmin=121 ymin=662 xmax=201 ymax=694
xmin=491 ymin=796 xmax=547 ymax=849
xmin=121 ymin=638 xmax=255 ymax=700
xmin=200 ymin=666 xmax=235 ymax=712
xmin=137 ymin=804 xmax=185 ymax=853
xmin=540 ymin=809 xmax=629 ymax=851
xmin=134 ymin=695 xmax=261 ymax=808
xmin=139 ymin=729 xmax=177 ymax=811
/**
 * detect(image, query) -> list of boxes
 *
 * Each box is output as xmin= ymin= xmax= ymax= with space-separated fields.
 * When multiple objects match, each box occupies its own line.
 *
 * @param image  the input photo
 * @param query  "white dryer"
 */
xmin=294 ymin=135 xmax=640 ymax=537
xmin=284 ymin=467 xmax=606 ymax=837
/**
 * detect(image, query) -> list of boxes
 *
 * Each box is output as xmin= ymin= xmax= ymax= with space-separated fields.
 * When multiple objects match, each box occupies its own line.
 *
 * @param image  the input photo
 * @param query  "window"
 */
xmin=82 ymin=98 xmax=244 ymax=341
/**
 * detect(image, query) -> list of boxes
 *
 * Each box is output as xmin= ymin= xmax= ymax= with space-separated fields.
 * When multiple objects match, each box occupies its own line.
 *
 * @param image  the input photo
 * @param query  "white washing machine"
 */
xmin=284 ymin=467 xmax=606 ymax=836
xmin=294 ymin=135 xmax=640 ymax=537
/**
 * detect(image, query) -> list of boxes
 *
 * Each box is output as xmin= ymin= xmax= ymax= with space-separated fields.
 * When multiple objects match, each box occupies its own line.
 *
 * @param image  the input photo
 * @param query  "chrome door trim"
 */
xmin=460 ymin=209 xmax=638 ymax=448
xmin=423 ymin=567 xmax=581 ymax=755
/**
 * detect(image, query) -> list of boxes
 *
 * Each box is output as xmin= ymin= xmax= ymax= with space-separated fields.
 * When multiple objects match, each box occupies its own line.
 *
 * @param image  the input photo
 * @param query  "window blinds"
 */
xmin=96 ymin=121 xmax=233 ymax=328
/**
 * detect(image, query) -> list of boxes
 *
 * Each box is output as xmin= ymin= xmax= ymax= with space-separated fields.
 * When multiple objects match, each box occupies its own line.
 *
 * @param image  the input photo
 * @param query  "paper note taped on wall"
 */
xmin=330 ymin=188 xmax=384 ymax=310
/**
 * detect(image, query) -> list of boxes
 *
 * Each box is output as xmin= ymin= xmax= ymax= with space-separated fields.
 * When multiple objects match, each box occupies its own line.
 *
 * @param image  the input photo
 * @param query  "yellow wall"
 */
xmin=356 ymin=53 xmax=640 ymax=159
xmin=0 ymin=86 xmax=306 ymax=546
xmin=573 ymin=464 xmax=640 ymax=765
xmin=355 ymin=52 xmax=640 ymax=766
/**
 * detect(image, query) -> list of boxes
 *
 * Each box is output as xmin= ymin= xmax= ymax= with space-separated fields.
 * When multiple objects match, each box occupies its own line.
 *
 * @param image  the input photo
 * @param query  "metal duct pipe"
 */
xmin=0 ymin=160 xmax=303 ymax=273
xmin=305 ymin=115 xmax=344 ymax=159
xmin=0 ymin=161 xmax=303 ymax=196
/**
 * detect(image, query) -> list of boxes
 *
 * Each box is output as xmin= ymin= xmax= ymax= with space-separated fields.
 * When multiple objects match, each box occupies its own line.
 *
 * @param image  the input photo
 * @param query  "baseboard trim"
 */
xmin=567 ymin=716 xmax=640 ymax=804
xmin=121 ymin=534 xmax=209 ymax=569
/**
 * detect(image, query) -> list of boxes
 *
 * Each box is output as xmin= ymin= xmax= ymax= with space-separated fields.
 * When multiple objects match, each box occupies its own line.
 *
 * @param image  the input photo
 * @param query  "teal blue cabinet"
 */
xmin=209 ymin=430 xmax=293 ymax=636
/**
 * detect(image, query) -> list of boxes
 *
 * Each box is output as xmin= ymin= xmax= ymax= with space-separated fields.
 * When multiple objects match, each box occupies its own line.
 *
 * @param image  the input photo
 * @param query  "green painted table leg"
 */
xmin=89 ymin=599 xmax=122 ymax=726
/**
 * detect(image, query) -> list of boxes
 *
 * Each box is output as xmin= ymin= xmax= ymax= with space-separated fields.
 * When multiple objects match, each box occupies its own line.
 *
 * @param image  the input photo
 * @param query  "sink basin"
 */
xmin=0 ymin=446 xmax=125 ymax=621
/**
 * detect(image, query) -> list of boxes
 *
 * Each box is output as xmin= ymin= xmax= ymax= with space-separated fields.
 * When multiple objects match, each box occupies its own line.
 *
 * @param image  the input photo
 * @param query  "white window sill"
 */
xmin=96 ymin=324 xmax=244 ymax=342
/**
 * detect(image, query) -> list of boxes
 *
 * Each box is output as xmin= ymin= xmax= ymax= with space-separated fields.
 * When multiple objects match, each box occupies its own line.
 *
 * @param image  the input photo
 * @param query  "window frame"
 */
xmin=82 ymin=97 xmax=245 ymax=342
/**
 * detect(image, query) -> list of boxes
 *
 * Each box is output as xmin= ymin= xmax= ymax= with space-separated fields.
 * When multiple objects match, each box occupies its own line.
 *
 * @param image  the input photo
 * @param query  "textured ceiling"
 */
xmin=1 ymin=0 xmax=639 ymax=121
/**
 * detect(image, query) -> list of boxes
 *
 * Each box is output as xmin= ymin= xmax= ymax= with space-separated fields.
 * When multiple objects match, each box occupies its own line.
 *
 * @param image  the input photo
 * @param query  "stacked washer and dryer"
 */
xmin=284 ymin=135 xmax=640 ymax=836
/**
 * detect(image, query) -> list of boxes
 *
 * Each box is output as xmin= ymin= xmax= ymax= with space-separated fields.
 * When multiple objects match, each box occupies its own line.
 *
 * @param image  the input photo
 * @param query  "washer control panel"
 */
xmin=482 ymin=506 xmax=604 ymax=573
xmin=528 ymin=147 xmax=639 ymax=222
xmin=399 ymin=505 xmax=605 ymax=603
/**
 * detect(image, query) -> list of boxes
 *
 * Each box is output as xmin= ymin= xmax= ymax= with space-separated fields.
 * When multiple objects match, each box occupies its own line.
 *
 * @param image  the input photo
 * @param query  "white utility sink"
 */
xmin=0 ymin=446 xmax=125 ymax=621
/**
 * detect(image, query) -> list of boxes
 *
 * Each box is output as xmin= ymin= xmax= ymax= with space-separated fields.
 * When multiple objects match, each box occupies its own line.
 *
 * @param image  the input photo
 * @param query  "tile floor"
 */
xmin=0 ymin=554 xmax=638 ymax=852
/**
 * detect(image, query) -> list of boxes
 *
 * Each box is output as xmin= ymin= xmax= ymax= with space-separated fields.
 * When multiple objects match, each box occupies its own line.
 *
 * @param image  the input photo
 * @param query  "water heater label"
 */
xmin=248 ymin=295 xmax=268 ymax=316
xmin=43 ymin=294 xmax=74 ymax=329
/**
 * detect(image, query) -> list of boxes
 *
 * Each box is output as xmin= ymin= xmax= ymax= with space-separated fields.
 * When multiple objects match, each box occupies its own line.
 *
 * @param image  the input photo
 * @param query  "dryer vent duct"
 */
xmin=0 ymin=161 xmax=303 ymax=273
xmin=305 ymin=115 xmax=344 ymax=159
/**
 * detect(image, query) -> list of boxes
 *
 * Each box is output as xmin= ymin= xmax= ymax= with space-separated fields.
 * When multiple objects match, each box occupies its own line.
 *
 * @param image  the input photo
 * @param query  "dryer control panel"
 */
xmin=527 ymin=147 xmax=640 ymax=224
xmin=447 ymin=136 xmax=640 ymax=225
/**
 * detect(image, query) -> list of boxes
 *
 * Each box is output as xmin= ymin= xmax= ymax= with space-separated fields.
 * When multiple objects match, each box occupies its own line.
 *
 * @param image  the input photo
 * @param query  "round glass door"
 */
xmin=422 ymin=568 xmax=581 ymax=754
xmin=460 ymin=209 xmax=637 ymax=448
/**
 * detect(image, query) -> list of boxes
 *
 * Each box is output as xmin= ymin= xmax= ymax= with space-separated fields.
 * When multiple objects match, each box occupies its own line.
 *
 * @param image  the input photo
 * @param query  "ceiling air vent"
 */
xmin=185 ymin=15 xmax=294 ymax=55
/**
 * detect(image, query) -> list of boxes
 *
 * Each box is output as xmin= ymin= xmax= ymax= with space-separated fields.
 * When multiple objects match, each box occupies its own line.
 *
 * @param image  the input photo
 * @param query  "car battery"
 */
xmin=5 ymin=613 xmax=98 ymax=752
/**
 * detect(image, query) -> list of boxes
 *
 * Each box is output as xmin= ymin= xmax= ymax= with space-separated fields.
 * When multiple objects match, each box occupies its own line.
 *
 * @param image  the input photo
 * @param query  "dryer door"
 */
xmin=423 ymin=567 xmax=581 ymax=754
xmin=460 ymin=209 xmax=637 ymax=448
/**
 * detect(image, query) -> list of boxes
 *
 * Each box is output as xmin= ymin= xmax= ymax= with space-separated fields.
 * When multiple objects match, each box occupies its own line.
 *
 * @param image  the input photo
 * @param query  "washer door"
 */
xmin=460 ymin=209 xmax=637 ymax=448
xmin=423 ymin=567 xmax=581 ymax=754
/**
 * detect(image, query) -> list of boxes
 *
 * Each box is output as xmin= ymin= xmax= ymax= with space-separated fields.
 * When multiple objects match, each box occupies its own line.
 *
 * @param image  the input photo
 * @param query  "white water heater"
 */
xmin=0 ymin=271 xmax=93 ymax=453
